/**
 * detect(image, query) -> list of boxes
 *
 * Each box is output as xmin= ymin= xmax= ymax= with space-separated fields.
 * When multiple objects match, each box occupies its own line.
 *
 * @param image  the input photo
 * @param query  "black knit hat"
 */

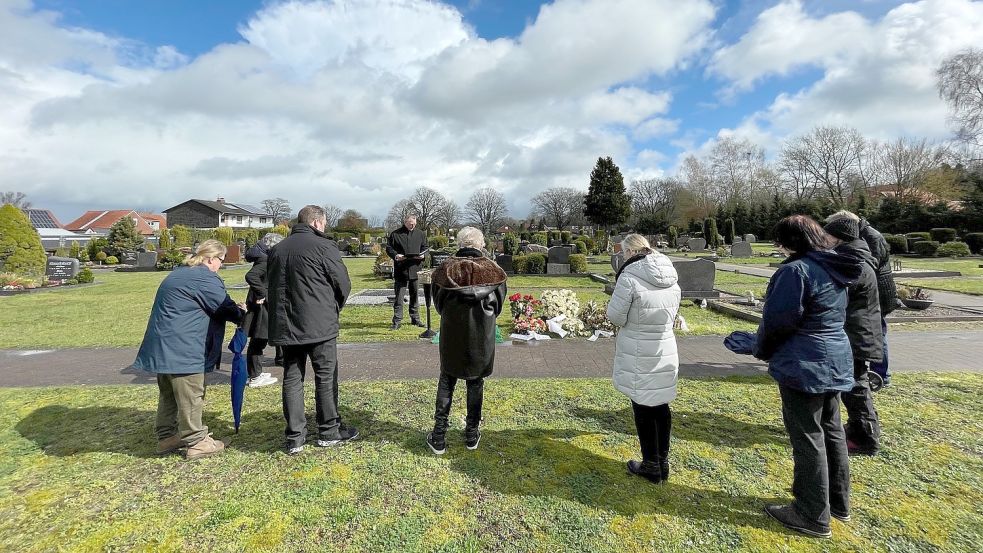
xmin=824 ymin=218 xmax=859 ymax=242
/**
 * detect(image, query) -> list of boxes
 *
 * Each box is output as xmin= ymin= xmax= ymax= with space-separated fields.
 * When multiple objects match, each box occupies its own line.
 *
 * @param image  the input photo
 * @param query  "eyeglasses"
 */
xmin=213 ymin=256 xmax=225 ymax=263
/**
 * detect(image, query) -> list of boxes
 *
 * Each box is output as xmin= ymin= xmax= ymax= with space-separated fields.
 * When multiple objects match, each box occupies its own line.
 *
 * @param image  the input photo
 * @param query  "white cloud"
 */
xmin=0 ymin=0 xmax=714 ymax=221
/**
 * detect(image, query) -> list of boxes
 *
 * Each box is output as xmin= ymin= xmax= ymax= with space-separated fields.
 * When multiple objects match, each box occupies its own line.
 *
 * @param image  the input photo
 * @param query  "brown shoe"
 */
xmin=156 ymin=434 xmax=183 ymax=455
xmin=185 ymin=435 xmax=230 ymax=461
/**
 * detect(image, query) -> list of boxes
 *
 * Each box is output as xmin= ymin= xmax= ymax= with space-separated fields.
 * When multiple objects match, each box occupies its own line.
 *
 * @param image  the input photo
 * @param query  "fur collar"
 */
xmin=434 ymin=255 xmax=507 ymax=288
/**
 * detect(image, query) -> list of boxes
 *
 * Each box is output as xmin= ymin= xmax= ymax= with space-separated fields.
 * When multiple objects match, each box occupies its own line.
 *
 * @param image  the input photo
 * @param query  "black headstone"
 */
xmin=137 ymin=251 xmax=158 ymax=267
xmin=495 ymin=254 xmax=514 ymax=274
xmin=45 ymin=256 xmax=79 ymax=282
xmin=672 ymin=258 xmax=716 ymax=293
xmin=547 ymin=246 xmax=571 ymax=264
xmin=430 ymin=253 xmax=451 ymax=268
xmin=121 ymin=251 xmax=138 ymax=265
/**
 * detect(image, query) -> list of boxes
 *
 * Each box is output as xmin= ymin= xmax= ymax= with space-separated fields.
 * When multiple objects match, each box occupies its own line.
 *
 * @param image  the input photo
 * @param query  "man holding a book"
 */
xmin=386 ymin=214 xmax=429 ymax=330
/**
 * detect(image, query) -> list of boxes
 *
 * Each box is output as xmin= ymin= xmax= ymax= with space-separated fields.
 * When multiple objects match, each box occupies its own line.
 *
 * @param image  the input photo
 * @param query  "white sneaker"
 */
xmin=260 ymin=372 xmax=272 ymax=378
xmin=248 ymin=374 xmax=278 ymax=388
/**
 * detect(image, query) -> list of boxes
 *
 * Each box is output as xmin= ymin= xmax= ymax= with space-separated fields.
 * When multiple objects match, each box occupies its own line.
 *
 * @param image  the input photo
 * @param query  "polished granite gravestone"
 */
xmin=672 ymin=258 xmax=718 ymax=298
xmin=687 ymin=237 xmax=708 ymax=251
xmin=45 ymin=256 xmax=79 ymax=282
xmin=730 ymin=241 xmax=753 ymax=257
xmin=495 ymin=254 xmax=514 ymax=273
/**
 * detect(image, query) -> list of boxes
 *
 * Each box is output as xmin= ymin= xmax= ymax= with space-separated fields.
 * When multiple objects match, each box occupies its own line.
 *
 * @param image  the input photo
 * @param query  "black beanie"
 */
xmin=824 ymin=218 xmax=859 ymax=242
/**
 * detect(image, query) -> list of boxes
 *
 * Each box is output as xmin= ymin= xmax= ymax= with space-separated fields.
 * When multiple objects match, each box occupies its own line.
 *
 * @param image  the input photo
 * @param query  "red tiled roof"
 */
xmin=64 ymin=210 xmax=157 ymax=235
xmin=138 ymin=212 xmax=168 ymax=230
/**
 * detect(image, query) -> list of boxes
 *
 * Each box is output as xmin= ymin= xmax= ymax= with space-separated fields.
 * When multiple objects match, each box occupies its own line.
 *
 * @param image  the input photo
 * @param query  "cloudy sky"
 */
xmin=2 ymin=0 xmax=981 ymax=223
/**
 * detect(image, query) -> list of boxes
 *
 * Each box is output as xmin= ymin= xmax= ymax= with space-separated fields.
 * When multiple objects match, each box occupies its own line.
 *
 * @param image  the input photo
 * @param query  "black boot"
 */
xmin=659 ymin=456 xmax=670 ymax=483
xmin=626 ymin=460 xmax=663 ymax=484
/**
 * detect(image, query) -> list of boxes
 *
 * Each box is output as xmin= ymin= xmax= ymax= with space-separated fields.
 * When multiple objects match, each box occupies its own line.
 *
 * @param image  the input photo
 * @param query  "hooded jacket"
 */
xmin=755 ymin=250 xmax=860 ymax=393
xmin=833 ymin=238 xmax=884 ymax=362
xmin=859 ymin=219 xmax=898 ymax=316
xmin=433 ymin=248 xmax=507 ymax=380
xmin=267 ymin=224 xmax=352 ymax=346
xmin=242 ymin=242 xmax=270 ymax=340
xmin=606 ymin=251 xmax=682 ymax=407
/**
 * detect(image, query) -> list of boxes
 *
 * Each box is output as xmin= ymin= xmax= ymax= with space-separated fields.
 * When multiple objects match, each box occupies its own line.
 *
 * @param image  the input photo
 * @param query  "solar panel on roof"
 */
xmin=26 ymin=210 xmax=59 ymax=229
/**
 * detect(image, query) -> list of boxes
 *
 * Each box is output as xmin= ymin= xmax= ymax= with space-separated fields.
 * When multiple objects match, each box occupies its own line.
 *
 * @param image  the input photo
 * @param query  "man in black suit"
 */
xmin=386 ymin=214 xmax=428 ymax=330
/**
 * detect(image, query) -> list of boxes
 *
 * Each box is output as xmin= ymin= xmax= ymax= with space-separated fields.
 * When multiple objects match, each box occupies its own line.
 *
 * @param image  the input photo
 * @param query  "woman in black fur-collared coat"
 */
xmin=426 ymin=226 xmax=507 ymax=455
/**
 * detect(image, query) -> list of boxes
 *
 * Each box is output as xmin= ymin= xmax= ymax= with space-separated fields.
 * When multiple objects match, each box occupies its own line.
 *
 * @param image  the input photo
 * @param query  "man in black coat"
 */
xmin=386 ymin=214 xmax=429 ymax=330
xmin=826 ymin=212 xmax=884 ymax=455
xmin=858 ymin=217 xmax=898 ymax=386
xmin=267 ymin=205 xmax=355 ymax=455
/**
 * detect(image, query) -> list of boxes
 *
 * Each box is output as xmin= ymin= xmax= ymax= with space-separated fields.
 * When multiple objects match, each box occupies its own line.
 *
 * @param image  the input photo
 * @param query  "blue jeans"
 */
xmin=868 ymin=317 xmax=889 ymax=383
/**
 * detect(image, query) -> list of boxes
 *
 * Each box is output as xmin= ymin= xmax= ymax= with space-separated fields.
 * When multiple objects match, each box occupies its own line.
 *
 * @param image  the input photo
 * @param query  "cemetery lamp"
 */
xmin=418 ymin=269 xmax=437 ymax=339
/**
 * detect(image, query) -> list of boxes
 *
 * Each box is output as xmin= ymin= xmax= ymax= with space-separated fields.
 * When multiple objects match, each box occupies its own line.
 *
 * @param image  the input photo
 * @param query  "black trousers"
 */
xmin=433 ymin=372 xmax=483 ymax=435
xmin=779 ymin=385 xmax=851 ymax=526
xmin=630 ymin=401 xmax=671 ymax=463
xmin=842 ymin=360 xmax=881 ymax=451
xmin=246 ymin=338 xmax=283 ymax=378
xmin=393 ymin=278 xmax=420 ymax=324
xmin=280 ymin=339 xmax=341 ymax=448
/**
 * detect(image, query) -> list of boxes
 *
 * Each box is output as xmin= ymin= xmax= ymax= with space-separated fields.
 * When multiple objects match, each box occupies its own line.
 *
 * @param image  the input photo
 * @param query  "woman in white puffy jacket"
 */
xmin=606 ymin=234 xmax=681 ymax=484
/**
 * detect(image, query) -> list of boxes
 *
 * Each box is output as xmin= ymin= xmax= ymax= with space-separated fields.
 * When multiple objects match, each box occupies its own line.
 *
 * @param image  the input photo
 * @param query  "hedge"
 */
xmin=569 ymin=254 xmax=587 ymax=273
xmin=938 ymin=241 xmax=970 ymax=258
xmin=526 ymin=253 xmax=547 ymax=274
xmin=912 ymin=241 xmax=940 ymax=257
xmin=531 ymin=233 xmax=548 ymax=246
xmin=512 ymin=255 xmax=529 ymax=274
xmin=905 ymin=232 xmax=931 ymax=241
xmin=930 ymin=228 xmax=957 ymax=244
xmin=884 ymin=234 xmax=908 ymax=254
xmin=963 ymin=233 xmax=983 ymax=254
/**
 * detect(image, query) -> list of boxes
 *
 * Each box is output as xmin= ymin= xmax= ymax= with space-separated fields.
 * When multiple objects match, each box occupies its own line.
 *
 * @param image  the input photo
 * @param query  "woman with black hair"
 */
xmin=755 ymin=215 xmax=861 ymax=538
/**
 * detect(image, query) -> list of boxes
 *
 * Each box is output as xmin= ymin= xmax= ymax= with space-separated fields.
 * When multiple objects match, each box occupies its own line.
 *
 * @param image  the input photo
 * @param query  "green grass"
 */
xmin=714 ymin=271 xmax=771 ymax=298
xmin=1 ymin=374 xmax=981 ymax=552
xmin=890 ymin=257 xmax=983 ymax=276
xmin=896 ymin=277 xmax=983 ymax=296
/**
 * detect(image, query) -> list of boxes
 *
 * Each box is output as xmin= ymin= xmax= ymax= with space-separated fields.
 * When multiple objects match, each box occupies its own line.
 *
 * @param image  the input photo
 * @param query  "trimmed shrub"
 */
xmin=503 ymin=233 xmax=520 ymax=256
xmin=705 ymin=218 xmax=720 ymax=249
xmin=884 ymin=234 xmax=908 ymax=254
xmin=569 ymin=254 xmax=587 ymax=273
xmin=724 ymin=218 xmax=735 ymax=245
xmin=581 ymin=235 xmax=596 ymax=254
xmin=905 ymin=232 xmax=931 ymax=241
xmin=215 ymin=227 xmax=235 ymax=246
xmin=560 ymin=231 xmax=572 ymax=243
xmin=668 ymin=226 xmax=678 ymax=248
xmin=156 ymin=249 xmax=186 ymax=270
xmin=531 ymin=233 xmax=548 ymax=246
xmin=526 ymin=253 xmax=547 ymax=274
xmin=430 ymin=235 xmax=449 ymax=249
xmin=346 ymin=242 xmax=360 ymax=256
xmin=596 ymin=230 xmax=609 ymax=252
xmin=107 ymin=217 xmax=144 ymax=256
xmin=519 ymin=232 xmax=530 ymax=242
xmin=930 ymin=228 xmax=957 ymax=243
xmin=170 ymin=225 xmax=193 ymax=247
xmin=573 ymin=240 xmax=588 ymax=254
xmin=0 ymin=204 xmax=46 ymax=278
xmin=963 ymin=233 xmax=983 ymax=254
xmin=77 ymin=268 xmax=94 ymax=284
xmin=912 ymin=241 xmax=940 ymax=257
xmin=938 ymin=241 xmax=971 ymax=258
xmin=157 ymin=229 xmax=171 ymax=250
xmin=95 ymin=251 xmax=108 ymax=263
xmin=271 ymin=225 xmax=290 ymax=237
xmin=104 ymin=255 xmax=119 ymax=265
xmin=512 ymin=255 xmax=529 ymax=274
xmin=144 ymin=243 xmax=156 ymax=252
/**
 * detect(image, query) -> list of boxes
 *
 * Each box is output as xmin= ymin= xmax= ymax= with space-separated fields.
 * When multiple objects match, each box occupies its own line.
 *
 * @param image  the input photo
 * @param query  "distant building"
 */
xmin=163 ymin=198 xmax=274 ymax=229
xmin=139 ymin=212 xmax=168 ymax=232
xmin=24 ymin=208 xmax=89 ymax=252
xmin=64 ymin=210 xmax=160 ymax=237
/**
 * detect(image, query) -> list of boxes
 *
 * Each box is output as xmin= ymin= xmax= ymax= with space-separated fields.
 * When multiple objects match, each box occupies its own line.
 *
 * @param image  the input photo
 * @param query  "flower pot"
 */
xmin=901 ymin=298 xmax=934 ymax=310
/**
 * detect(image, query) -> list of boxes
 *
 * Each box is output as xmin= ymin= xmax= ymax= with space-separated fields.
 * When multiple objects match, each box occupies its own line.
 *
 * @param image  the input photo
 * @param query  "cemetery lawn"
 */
xmin=895 ymin=277 xmax=983 ymax=296
xmin=2 ymin=373 xmax=980 ymax=552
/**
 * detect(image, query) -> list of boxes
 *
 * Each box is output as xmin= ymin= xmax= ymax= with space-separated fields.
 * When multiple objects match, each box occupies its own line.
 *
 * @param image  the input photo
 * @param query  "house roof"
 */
xmin=138 ymin=212 xmax=168 ymax=230
xmin=163 ymin=199 xmax=271 ymax=217
xmin=24 ymin=209 xmax=63 ymax=229
xmin=64 ymin=210 xmax=157 ymax=235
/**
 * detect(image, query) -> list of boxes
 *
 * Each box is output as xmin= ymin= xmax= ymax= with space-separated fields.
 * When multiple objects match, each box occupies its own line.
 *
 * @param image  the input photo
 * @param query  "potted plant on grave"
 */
xmin=898 ymin=285 xmax=934 ymax=310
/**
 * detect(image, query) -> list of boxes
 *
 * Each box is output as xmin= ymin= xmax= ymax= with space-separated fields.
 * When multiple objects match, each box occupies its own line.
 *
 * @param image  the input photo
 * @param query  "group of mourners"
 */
xmin=133 ymin=203 xmax=895 ymax=539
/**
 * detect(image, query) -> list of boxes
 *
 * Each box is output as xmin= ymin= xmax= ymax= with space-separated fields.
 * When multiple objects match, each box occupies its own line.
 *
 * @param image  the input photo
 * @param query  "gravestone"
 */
xmin=494 ymin=240 xmax=504 ymax=253
xmin=547 ymin=263 xmax=570 ymax=274
xmin=687 ymin=237 xmax=708 ymax=251
xmin=547 ymin=246 xmax=571 ymax=265
xmin=610 ymin=252 xmax=624 ymax=273
xmin=495 ymin=254 xmax=514 ymax=274
xmin=430 ymin=252 xmax=451 ymax=268
xmin=137 ymin=251 xmax=158 ymax=268
xmin=526 ymin=244 xmax=548 ymax=254
xmin=733 ymin=236 xmax=743 ymax=243
xmin=120 ymin=251 xmax=138 ymax=265
xmin=672 ymin=258 xmax=718 ymax=298
xmin=45 ymin=256 xmax=79 ymax=282
xmin=731 ymin=241 xmax=753 ymax=257
xmin=225 ymin=244 xmax=241 ymax=264
xmin=743 ymin=234 xmax=756 ymax=243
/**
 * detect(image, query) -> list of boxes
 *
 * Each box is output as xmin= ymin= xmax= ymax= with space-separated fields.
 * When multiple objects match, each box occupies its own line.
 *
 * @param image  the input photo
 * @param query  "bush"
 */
xmin=912 ymin=241 xmax=940 ymax=257
xmin=170 ymin=225 xmax=193 ymax=247
xmin=938 ymin=241 xmax=971 ymax=257
xmin=581 ymin=235 xmax=597 ymax=254
xmin=430 ymin=235 xmax=449 ymax=249
xmin=346 ymin=242 xmax=360 ymax=256
xmin=668 ymin=226 xmax=678 ymax=248
xmin=76 ymin=267 xmax=94 ymax=284
xmin=157 ymin=229 xmax=172 ymax=250
xmin=569 ymin=254 xmax=587 ymax=273
xmin=107 ymin=217 xmax=144 ymax=256
xmin=884 ymin=234 xmax=908 ymax=254
xmin=104 ymin=255 xmax=119 ymax=265
xmin=144 ymin=243 xmax=156 ymax=252
xmin=0 ymin=204 xmax=47 ymax=278
xmin=512 ymin=255 xmax=529 ymax=274
xmin=573 ymin=240 xmax=588 ymax=254
xmin=519 ymin=232 xmax=530 ymax=242
xmin=156 ymin=249 xmax=186 ymax=270
xmin=560 ymin=231 xmax=572 ymax=243
xmin=526 ymin=253 xmax=547 ymax=274
xmin=724 ymin=218 xmax=735 ymax=245
xmin=905 ymin=232 xmax=931 ymax=241
xmin=95 ymin=251 xmax=108 ymax=263
xmin=531 ymin=233 xmax=548 ymax=246
xmin=503 ymin=233 xmax=520 ymax=256
xmin=963 ymin=233 xmax=983 ymax=254
xmin=930 ymin=228 xmax=957 ymax=243
xmin=215 ymin=227 xmax=235 ymax=246
xmin=271 ymin=225 xmax=290 ymax=237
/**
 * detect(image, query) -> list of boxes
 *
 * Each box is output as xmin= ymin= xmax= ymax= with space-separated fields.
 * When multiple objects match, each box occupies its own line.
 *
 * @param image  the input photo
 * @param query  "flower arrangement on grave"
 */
xmin=539 ymin=288 xmax=586 ymax=336
xmin=579 ymin=299 xmax=616 ymax=334
xmin=509 ymin=293 xmax=546 ymax=334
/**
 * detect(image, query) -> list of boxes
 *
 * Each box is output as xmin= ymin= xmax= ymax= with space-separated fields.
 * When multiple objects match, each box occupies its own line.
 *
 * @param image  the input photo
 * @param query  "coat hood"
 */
xmin=620 ymin=252 xmax=678 ymax=289
xmin=834 ymin=238 xmax=877 ymax=272
xmin=801 ymin=250 xmax=862 ymax=288
xmin=244 ymin=242 xmax=268 ymax=263
xmin=433 ymin=255 xmax=507 ymax=295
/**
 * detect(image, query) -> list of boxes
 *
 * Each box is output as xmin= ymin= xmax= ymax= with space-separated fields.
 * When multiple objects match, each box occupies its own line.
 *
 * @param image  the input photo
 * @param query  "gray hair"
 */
xmin=456 ymin=226 xmax=485 ymax=249
xmin=826 ymin=210 xmax=860 ymax=224
xmin=261 ymin=233 xmax=283 ymax=248
xmin=621 ymin=233 xmax=652 ymax=257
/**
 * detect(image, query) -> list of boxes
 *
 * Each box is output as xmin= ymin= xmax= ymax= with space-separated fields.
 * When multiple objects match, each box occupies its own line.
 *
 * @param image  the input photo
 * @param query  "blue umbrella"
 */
xmin=228 ymin=327 xmax=248 ymax=433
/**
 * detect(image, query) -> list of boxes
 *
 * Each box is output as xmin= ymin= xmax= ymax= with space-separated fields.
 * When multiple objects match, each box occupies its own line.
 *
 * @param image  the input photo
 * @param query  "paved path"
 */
xmin=2 ymin=332 xmax=980 ymax=387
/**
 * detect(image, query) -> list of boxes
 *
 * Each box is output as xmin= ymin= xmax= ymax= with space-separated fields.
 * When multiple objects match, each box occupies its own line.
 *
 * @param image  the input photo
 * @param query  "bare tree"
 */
xmin=778 ymin=147 xmax=820 ymax=200
xmin=261 ymin=198 xmax=291 ymax=224
xmin=385 ymin=198 xmax=416 ymax=230
xmin=432 ymin=200 xmax=461 ymax=235
xmin=680 ymin=155 xmax=717 ymax=218
xmin=531 ymin=187 xmax=583 ymax=230
xmin=937 ymin=48 xmax=983 ymax=148
xmin=407 ymin=186 xmax=448 ymax=230
xmin=465 ymin=187 xmax=508 ymax=234
xmin=629 ymin=177 xmax=680 ymax=223
xmin=782 ymin=126 xmax=866 ymax=206
xmin=336 ymin=209 xmax=365 ymax=230
xmin=879 ymin=137 xmax=949 ymax=202
xmin=0 ymin=191 xmax=31 ymax=209
xmin=322 ymin=203 xmax=342 ymax=228
xmin=368 ymin=215 xmax=384 ymax=228
xmin=709 ymin=136 xmax=765 ymax=204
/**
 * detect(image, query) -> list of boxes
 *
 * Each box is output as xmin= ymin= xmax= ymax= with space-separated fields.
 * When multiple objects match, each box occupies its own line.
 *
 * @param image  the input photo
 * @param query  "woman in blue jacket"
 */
xmin=755 ymin=216 xmax=861 ymax=539
xmin=133 ymin=240 xmax=244 ymax=460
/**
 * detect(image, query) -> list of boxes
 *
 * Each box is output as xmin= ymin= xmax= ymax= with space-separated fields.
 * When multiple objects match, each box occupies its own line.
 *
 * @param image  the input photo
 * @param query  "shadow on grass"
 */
xmin=569 ymin=406 xmax=788 ymax=447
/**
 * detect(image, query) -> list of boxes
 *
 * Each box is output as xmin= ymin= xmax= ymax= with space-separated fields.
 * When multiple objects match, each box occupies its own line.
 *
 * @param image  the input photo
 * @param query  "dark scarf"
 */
xmin=615 ymin=249 xmax=651 ymax=281
xmin=455 ymin=247 xmax=484 ymax=258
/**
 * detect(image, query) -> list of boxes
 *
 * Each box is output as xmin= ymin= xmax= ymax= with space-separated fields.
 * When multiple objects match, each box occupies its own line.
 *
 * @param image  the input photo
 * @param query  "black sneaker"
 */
xmin=764 ymin=504 xmax=832 ymax=538
xmin=411 ymin=319 xmax=426 ymax=328
xmin=389 ymin=323 xmax=401 ymax=331
xmin=831 ymin=509 xmax=851 ymax=522
xmin=316 ymin=425 xmax=360 ymax=447
xmin=626 ymin=460 xmax=663 ymax=484
xmin=427 ymin=432 xmax=446 ymax=455
xmin=465 ymin=428 xmax=481 ymax=450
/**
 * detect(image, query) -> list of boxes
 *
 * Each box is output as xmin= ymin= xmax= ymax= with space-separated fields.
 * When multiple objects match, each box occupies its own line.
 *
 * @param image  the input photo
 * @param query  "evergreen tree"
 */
xmin=157 ymin=229 xmax=171 ymax=250
xmin=724 ymin=218 xmax=735 ymax=245
xmin=583 ymin=156 xmax=631 ymax=230
xmin=107 ymin=217 xmax=144 ymax=256
xmin=0 ymin=204 xmax=46 ymax=278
